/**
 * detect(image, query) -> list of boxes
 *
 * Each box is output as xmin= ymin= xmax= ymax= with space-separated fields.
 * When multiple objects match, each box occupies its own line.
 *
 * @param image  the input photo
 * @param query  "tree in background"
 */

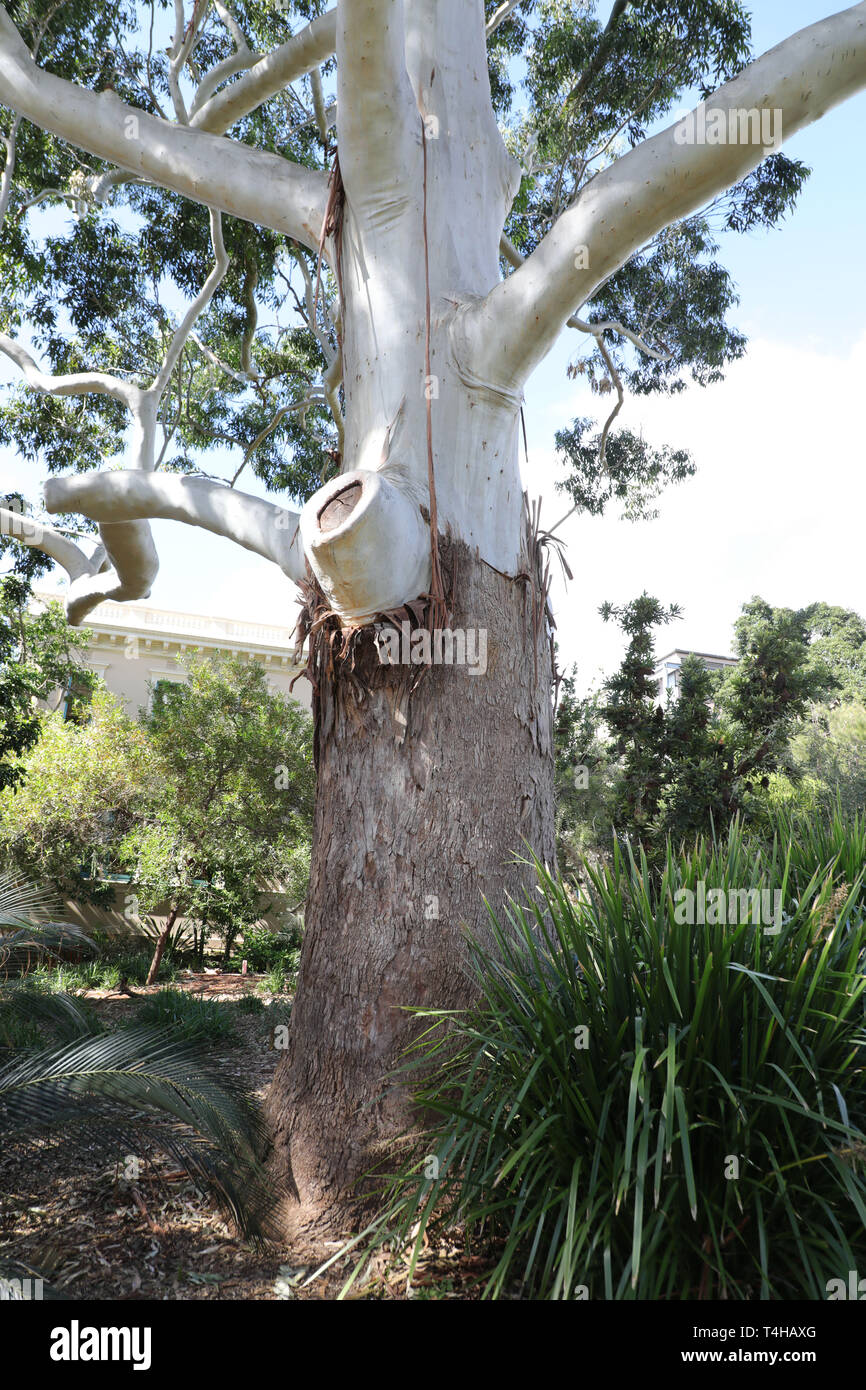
xmin=133 ymin=653 xmax=314 ymax=982
xmin=717 ymin=598 xmax=829 ymax=811
xmin=0 ymin=684 xmax=161 ymax=902
xmin=0 ymin=575 xmax=94 ymax=791
xmin=0 ymin=656 xmax=315 ymax=978
xmin=763 ymin=699 xmax=866 ymax=822
xmin=599 ymin=593 xmax=680 ymax=837
xmin=558 ymin=595 xmax=839 ymax=851
xmin=655 ymin=653 xmax=731 ymax=843
xmin=658 ymin=601 xmax=828 ymax=841
xmin=801 ymin=602 xmax=866 ymax=705
xmin=553 ymin=671 xmax=613 ymax=872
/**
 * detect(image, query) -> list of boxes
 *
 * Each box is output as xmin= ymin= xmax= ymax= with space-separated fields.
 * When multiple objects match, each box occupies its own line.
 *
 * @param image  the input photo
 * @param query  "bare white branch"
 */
xmin=0 ymin=4 xmax=328 ymax=250
xmin=470 ymin=3 xmax=866 ymax=392
xmin=64 ymin=521 xmax=160 ymax=626
xmin=486 ymin=0 xmax=522 ymax=37
xmin=0 ymin=505 xmax=97 ymax=582
xmin=0 ymin=111 xmax=20 ymax=223
xmin=44 ymin=471 xmax=305 ymax=584
xmin=191 ymin=9 xmax=337 ymax=135
xmin=0 ymin=333 xmax=143 ymax=409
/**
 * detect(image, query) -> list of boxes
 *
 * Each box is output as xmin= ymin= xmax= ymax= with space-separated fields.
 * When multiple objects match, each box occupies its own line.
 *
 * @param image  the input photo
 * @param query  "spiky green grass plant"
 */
xmin=336 ymin=817 xmax=866 ymax=1300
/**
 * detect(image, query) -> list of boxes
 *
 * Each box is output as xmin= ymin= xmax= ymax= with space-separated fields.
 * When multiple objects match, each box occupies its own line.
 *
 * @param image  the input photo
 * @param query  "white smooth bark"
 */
xmin=0 ymin=334 xmax=142 ymax=409
xmin=191 ymin=10 xmax=337 ymax=135
xmin=463 ymin=1 xmax=866 ymax=392
xmin=301 ymin=468 xmax=429 ymax=620
xmin=0 ymin=6 xmax=328 ymax=250
xmin=63 ymin=522 xmax=160 ymax=627
xmin=43 ymin=473 xmax=305 ymax=585
xmin=4 ymin=1 xmax=866 ymax=624
xmin=0 ymin=506 xmax=96 ymax=581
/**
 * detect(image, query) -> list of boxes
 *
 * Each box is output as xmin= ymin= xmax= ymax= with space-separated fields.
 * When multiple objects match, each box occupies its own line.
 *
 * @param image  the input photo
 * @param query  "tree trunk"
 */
xmin=267 ymin=537 xmax=556 ymax=1248
xmin=145 ymin=905 xmax=178 ymax=987
xmin=265 ymin=2 xmax=549 ymax=1249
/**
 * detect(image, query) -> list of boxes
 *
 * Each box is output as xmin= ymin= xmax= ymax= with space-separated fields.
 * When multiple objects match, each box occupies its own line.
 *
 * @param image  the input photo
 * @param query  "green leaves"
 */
xmin=0 ymin=1021 xmax=281 ymax=1246
xmin=343 ymin=816 xmax=866 ymax=1299
xmin=0 ymin=654 xmax=315 ymax=951
xmin=555 ymin=417 xmax=695 ymax=522
xmin=0 ymin=580 xmax=95 ymax=791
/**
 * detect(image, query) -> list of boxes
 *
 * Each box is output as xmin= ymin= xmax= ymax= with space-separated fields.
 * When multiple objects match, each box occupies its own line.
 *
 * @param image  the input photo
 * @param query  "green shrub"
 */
xmin=232 ymin=922 xmax=302 ymax=974
xmin=135 ymin=989 xmax=238 ymax=1046
xmin=256 ymin=962 xmax=296 ymax=995
xmin=350 ymin=817 xmax=866 ymax=1300
xmin=232 ymin=994 xmax=266 ymax=1016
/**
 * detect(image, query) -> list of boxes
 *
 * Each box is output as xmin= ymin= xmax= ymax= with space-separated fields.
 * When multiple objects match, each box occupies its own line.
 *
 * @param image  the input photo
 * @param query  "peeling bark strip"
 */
xmin=267 ymin=542 xmax=556 ymax=1246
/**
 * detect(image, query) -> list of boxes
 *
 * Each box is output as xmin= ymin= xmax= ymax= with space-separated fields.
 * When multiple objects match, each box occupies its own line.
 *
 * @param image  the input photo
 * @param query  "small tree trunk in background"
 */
xmin=267 ymin=541 xmax=555 ymax=1249
xmin=145 ymin=905 xmax=178 ymax=986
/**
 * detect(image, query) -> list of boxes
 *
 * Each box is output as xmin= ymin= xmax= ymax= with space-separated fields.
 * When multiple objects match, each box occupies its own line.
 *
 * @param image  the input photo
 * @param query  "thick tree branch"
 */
xmin=191 ymin=9 xmax=337 ymax=135
xmin=0 ymin=5 xmax=328 ymax=250
xmin=0 ymin=111 xmax=20 ymax=222
xmin=0 ymin=502 xmax=156 ymax=626
xmin=486 ymin=1 xmax=522 ymax=38
xmin=467 ymin=2 xmax=866 ymax=391
xmin=337 ymin=0 xmax=418 ymax=205
xmin=0 ymin=333 xmax=142 ymax=408
xmin=64 ymin=521 xmax=160 ymax=626
xmin=0 ymin=506 xmax=96 ymax=581
xmin=44 ymin=472 xmax=305 ymax=584
xmin=500 ymin=231 xmax=671 ymax=357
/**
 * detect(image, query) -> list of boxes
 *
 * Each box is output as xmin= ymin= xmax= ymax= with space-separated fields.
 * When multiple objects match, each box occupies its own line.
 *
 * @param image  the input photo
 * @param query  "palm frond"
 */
xmin=0 ymin=1025 xmax=283 ymax=1244
xmin=0 ymin=872 xmax=60 ymax=930
xmin=0 ymin=924 xmax=98 ymax=978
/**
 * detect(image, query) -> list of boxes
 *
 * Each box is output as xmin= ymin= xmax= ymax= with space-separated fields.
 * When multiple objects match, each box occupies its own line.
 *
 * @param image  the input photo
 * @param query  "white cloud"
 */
xmin=523 ymin=333 xmax=866 ymax=691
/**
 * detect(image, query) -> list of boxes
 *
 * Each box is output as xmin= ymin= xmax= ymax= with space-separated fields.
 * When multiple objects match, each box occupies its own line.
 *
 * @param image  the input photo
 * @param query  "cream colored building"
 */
xmin=34 ymin=591 xmax=312 ymax=714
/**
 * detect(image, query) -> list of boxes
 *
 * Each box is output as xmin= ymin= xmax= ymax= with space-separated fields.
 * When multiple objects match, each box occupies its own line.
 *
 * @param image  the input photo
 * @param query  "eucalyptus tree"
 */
xmin=1 ymin=0 xmax=865 ymax=1241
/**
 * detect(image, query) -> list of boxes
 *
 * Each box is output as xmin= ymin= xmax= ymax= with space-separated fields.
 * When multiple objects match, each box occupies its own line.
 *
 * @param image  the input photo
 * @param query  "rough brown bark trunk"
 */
xmin=267 ymin=539 xmax=556 ymax=1250
xmin=145 ymin=904 xmax=178 ymax=987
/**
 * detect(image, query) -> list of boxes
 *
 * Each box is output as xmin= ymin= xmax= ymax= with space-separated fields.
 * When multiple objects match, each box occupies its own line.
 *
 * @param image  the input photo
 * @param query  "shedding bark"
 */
xmin=268 ymin=537 xmax=556 ymax=1246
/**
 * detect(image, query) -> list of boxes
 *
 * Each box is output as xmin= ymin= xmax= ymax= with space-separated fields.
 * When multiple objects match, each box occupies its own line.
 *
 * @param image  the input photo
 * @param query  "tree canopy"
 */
xmin=0 ymin=654 xmax=315 ymax=952
xmin=0 ymin=0 xmax=832 ymax=583
xmin=0 ymin=574 xmax=93 ymax=790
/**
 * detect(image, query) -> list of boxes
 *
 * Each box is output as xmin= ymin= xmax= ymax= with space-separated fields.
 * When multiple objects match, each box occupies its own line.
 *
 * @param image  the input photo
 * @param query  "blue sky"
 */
xmin=2 ymin=1 xmax=864 ymax=691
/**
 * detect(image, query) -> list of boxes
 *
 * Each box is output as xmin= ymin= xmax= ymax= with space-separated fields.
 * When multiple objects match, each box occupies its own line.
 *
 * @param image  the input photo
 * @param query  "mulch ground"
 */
xmin=0 ymin=975 xmax=481 ymax=1301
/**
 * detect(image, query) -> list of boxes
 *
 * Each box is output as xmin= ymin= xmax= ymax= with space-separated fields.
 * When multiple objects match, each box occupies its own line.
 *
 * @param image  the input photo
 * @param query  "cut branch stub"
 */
xmin=300 ymin=469 xmax=431 ymax=625
xmin=317 ymin=481 xmax=362 ymax=534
